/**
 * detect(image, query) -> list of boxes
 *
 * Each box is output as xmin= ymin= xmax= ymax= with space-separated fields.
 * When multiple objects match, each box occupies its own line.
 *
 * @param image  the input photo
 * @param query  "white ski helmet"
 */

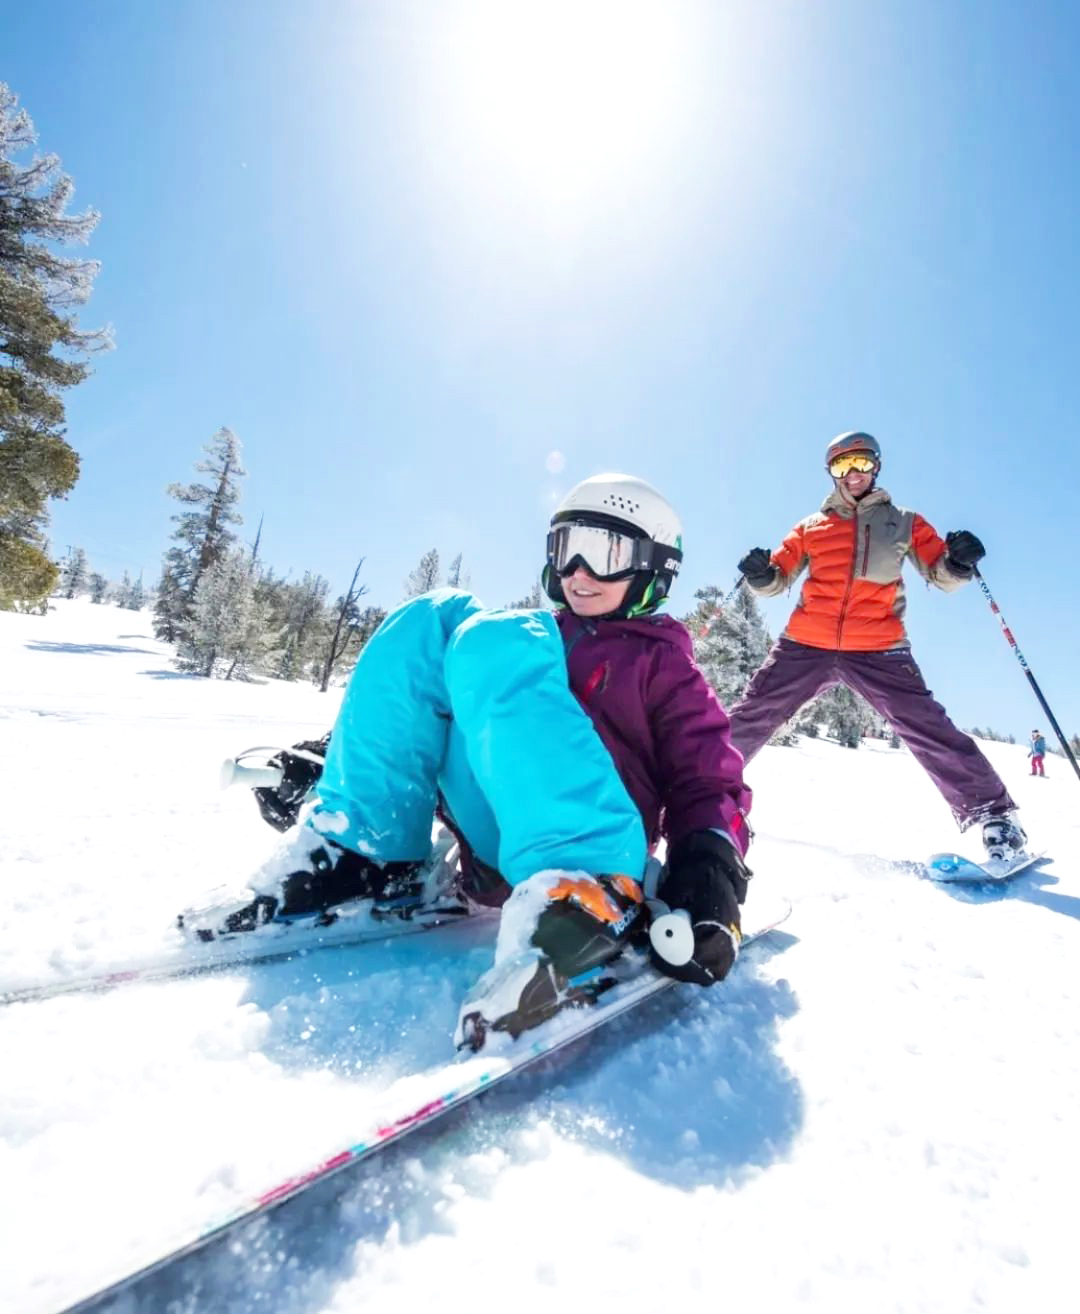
xmin=543 ymin=473 xmax=683 ymax=617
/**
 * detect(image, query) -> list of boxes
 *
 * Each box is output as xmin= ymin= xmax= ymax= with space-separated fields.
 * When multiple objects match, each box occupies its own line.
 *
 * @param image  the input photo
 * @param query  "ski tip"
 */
xmin=927 ymin=850 xmax=1044 ymax=885
xmin=927 ymin=852 xmax=986 ymax=883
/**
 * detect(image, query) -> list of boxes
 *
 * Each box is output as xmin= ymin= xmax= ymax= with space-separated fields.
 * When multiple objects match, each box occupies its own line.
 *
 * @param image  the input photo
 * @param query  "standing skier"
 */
xmin=730 ymin=431 xmax=1028 ymax=863
xmin=185 ymin=474 xmax=753 ymax=1043
xmin=1029 ymin=731 xmax=1047 ymax=777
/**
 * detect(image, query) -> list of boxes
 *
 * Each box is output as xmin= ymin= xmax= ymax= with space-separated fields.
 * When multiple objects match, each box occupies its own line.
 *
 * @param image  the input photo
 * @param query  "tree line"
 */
xmin=56 ymin=417 xmax=926 ymax=745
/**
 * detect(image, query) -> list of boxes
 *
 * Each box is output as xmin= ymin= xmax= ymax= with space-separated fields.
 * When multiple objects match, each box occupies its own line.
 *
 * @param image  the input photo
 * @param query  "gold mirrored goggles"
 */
xmin=828 ymin=452 xmax=879 ymax=478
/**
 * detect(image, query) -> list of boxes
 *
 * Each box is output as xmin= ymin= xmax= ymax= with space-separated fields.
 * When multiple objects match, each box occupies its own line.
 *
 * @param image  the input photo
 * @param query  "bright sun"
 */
xmin=426 ymin=1 xmax=695 ymax=213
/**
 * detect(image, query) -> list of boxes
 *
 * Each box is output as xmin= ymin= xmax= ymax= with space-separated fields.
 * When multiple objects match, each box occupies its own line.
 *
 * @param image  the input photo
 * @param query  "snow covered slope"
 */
xmin=2 ymin=599 xmax=1077 ymax=1314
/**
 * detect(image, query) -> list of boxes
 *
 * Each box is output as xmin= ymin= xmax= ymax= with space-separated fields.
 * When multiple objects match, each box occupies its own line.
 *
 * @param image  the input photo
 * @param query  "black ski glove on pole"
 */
xmin=253 ymin=733 xmax=330 ymax=832
xmin=944 ymin=530 xmax=986 ymax=578
xmin=737 ymin=547 xmax=778 ymax=589
xmin=653 ymin=830 xmax=751 ymax=987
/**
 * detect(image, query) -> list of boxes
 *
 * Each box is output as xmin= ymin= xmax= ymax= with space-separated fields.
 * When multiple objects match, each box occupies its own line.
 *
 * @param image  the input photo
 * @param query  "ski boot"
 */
xmin=454 ymin=871 xmax=646 ymax=1050
xmin=981 ymin=813 xmax=1028 ymax=864
xmin=178 ymin=823 xmax=462 ymax=942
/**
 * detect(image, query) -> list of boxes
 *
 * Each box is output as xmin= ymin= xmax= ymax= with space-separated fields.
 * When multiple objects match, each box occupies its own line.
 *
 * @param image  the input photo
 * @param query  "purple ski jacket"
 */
xmin=555 ymin=609 xmax=752 ymax=857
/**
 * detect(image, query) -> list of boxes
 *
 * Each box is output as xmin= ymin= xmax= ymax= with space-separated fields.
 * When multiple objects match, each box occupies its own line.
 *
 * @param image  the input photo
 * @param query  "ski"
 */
xmin=55 ymin=900 xmax=791 ymax=1314
xmin=926 ymin=849 xmax=1045 ymax=885
xmin=0 ymin=896 xmax=482 ymax=1007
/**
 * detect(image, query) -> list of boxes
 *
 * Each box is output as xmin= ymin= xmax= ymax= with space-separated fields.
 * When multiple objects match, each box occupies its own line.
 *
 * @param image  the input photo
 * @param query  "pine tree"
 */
xmin=124 ymin=573 xmax=145 ymax=611
xmin=112 ymin=565 xmax=131 ymax=604
xmin=274 ymin=571 xmax=330 ymax=681
xmin=688 ymin=583 xmax=771 ymax=707
xmin=814 ymin=686 xmax=874 ymax=749
xmin=178 ymin=549 xmax=259 ymax=679
xmin=404 ymin=548 xmax=440 ymax=598
xmin=152 ymin=565 xmax=187 ymax=642
xmin=59 ymin=546 xmax=88 ymax=598
xmin=88 ymin=571 xmax=107 ymax=603
xmin=0 ymin=83 xmax=108 ymax=610
xmin=114 ymin=569 xmax=133 ymax=608
xmin=335 ymin=604 xmax=387 ymax=678
xmin=507 ymin=579 xmax=544 ymax=609
xmin=155 ymin=427 xmax=245 ymax=641
xmin=446 ymin=552 xmax=469 ymax=589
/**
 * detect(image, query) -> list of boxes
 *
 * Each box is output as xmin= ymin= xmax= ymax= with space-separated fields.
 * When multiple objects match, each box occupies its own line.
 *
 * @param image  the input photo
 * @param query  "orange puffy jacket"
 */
xmin=748 ymin=487 xmax=968 ymax=651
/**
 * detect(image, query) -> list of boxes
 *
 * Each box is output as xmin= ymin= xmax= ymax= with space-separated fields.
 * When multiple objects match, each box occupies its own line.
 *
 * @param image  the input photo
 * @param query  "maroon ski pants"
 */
xmin=728 ymin=638 xmax=1015 ymax=829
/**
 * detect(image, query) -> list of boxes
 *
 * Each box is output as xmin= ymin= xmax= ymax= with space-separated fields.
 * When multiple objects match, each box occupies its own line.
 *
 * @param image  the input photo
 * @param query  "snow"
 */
xmin=2 ymin=598 xmax=1078 ymax=1314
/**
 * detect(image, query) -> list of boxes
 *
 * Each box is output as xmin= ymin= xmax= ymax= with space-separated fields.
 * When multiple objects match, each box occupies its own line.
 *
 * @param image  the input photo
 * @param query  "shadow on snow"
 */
xmin=90 ymin=931 xmax=803 ymax=1314
xmin=932 ymin=860 xmax=1080 ymax=923
xmin=25 ymin=640 xmax=160 ymax=657
xmin=139 ymin=668 xmax=204 ymax=680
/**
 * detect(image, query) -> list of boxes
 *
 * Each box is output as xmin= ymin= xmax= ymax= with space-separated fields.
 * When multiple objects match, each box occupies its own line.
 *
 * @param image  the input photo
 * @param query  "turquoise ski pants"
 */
xmin=311 ymin=589 xmax=646 ymax=887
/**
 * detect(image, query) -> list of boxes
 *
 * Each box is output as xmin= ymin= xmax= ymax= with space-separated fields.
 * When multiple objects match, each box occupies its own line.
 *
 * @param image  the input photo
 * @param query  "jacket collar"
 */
xmin=821 ymin=485 xmax=893 ymax=518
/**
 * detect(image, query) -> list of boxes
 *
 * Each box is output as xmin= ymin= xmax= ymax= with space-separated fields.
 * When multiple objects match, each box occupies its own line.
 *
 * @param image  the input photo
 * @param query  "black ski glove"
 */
xmin=253 ymin=733 xmax=330 ymax=832
xmin=738 ymin=547 xmax=778 ymax=589
xmin=944 ymin=529 xmax=985 ymax=578
xmin=653 ymin=830 xmax=751 ymax=987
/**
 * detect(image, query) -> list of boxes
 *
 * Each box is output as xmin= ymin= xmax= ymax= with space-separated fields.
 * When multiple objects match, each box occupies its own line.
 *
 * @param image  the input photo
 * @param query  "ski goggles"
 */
xmin=547 ymin=519 xmax=680 ymax=581
xmin=828 ymin=452 xmax=879 ymax=478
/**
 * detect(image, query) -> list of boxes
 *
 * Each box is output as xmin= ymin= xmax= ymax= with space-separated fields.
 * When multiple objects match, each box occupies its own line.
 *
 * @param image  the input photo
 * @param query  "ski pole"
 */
xmin=974 ymin=568 xmax=1080 ymax=786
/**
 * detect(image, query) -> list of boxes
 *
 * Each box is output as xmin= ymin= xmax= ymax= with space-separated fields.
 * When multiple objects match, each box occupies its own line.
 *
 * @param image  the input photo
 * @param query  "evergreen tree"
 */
xmin=274 ymin=571 xmax=330 ymax=681
xmin=0 ymin=83 xmax=108 ymax=610
xmin=404 ymin=548 xmax=440 ymax=598
xmin=178 ymin=548 xmax=259 ymax=679
xmin=334 ymin=603 xmax=387 ymax=678
xmin=114 ymin=569 xmax=134 ymax=608
xmin=507 ymin=579 xmax=544 ymax=609
xmin=59 ymin=546 xmax=88 ymax=598
xmin=688 ymin=583 xmax=771 ymax=707
xmin=813 ymin=686 xmax=874 ymax=749
xmin=152 ymin=565 xmax=187 ymax=642
xmin=124 ymin=573 xmax=145 ymax=611
xmin=446 ymin=552 xmax=468 ymax=589
xmin=88 ymin=571 xmax=107 ymax=603
xmin=155 ymin=427 xmax=245 ymax=641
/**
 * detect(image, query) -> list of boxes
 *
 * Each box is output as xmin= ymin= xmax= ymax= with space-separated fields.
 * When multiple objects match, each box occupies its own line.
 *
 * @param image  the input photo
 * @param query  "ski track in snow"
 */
xmin=1 ymin=599 xmax=1077 ymax=1314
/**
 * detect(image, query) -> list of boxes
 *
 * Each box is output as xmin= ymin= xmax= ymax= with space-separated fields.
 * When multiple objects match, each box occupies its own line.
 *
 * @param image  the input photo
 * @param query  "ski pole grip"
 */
xmin=220 ymin=759 xmax=285 ymax=791
xmin=647 ymin=901 xmax=695 ymax=967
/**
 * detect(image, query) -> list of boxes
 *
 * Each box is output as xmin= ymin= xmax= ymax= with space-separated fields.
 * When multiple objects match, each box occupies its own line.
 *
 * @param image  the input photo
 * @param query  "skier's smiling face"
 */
xmin=838 ymin=466 xmax=875 ymax=500
xmin=563 ymin=566 xmax=632 ymax=617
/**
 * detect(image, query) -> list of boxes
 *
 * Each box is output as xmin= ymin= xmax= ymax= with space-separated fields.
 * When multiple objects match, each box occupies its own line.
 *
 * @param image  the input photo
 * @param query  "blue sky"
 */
xmin=5 ymin=0 xmax=1079 ymax=743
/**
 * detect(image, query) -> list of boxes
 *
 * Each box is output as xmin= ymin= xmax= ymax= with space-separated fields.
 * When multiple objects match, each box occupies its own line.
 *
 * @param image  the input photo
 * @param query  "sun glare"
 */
xmin=427 ymin=1 xmax=696 ymax=214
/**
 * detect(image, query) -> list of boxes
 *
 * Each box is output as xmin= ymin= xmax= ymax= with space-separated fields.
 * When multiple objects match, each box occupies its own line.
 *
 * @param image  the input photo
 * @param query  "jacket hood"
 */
xmin=821 ymin=485 xmax=893 ymax=518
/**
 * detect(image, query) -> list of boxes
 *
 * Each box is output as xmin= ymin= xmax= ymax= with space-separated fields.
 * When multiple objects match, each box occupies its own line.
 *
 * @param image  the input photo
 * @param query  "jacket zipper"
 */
xmin=861 ymin=525 xmax=871 ymax=576
xmin=835 ymin=511 xmax=859 ymax=648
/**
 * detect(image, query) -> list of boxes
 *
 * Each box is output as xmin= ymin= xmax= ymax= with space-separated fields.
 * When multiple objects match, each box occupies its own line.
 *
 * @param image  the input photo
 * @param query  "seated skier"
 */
xmin=183 ymin=473 xmax=753 ymax=1043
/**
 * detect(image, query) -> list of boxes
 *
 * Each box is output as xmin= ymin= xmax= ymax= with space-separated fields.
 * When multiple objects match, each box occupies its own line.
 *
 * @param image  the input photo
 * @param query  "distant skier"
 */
xmin=1029 ymin=730 xmax=1047 ymax=777
xmin=730 ymin=431 xmax=1028 ymax=863
xmin=185 ymin=474 xmax=753 ymax=1043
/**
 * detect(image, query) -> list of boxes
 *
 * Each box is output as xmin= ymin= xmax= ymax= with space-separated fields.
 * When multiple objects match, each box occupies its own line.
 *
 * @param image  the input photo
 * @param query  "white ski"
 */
xmin=55 ymin=900 xmax=791 ymax=1314
xmin=0 ymin=897 xmax=480 ymax=1007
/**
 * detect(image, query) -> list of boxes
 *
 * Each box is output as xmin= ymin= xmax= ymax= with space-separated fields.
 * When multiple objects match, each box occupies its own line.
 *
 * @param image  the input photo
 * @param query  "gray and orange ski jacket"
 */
xmin=748 ymin=487 xmax=970 ymax=652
